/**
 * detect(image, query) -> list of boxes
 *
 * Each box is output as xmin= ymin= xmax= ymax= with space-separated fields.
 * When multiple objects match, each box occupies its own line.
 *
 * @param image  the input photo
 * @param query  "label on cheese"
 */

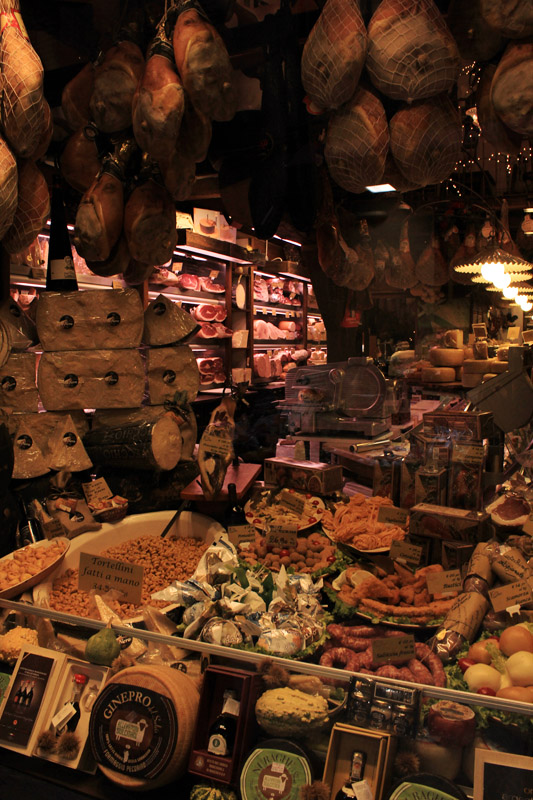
xmin=377 ymin=506 xmax=408 ymax=526
xmin=90 ymin=683 xmax=177 ymax=779
xmin=489 ymin=579 xmax=533 ymax=613
xmin=372 ymin=635 xmax=415 ymax=665
xmin=265 ymin=523 xmax=298 ymax=548
xmin=228 ymin=524 xmax=257 ymax=547
xmin=426 ymin=569 xmax=463 ymax=596
xmin=389 ymin=540 xmax=422 ymax=570
xmin=78 ymin=552 xmax=144 ymax=604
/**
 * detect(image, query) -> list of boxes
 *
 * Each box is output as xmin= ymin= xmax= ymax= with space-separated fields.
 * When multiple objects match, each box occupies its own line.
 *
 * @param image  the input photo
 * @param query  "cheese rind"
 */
xmin=146 ymin=346 xmax=200 ymax=405
xmin=143 ymin=294 xmax=199 ymax=346
xmin=37 ymin=350 xmax=145 ymax=410
xmin=462 ymin=358 xmax=491 ymax=374
xmin=36 ymin=289 xmax=144 ymax=351
xmin=0 ymin=352 xmax=39 ymax=412
xmin=461 ymin=372 xmax=484 ymax=388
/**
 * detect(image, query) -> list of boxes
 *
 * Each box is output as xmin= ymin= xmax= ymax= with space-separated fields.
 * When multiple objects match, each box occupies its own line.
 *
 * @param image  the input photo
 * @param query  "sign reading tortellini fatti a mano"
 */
xmin=78 ymin=552 xmax=144 ymax=604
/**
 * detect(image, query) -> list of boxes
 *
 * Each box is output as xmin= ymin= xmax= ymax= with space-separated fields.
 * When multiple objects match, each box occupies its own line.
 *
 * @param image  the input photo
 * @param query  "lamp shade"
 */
xmin=454 ymin=245 xmax=533 ymax=275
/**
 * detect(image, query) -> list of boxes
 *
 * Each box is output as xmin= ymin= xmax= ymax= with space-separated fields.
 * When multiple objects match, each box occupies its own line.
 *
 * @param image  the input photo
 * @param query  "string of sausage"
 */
xmin=319 ymin=626 xmax=446 ymax=687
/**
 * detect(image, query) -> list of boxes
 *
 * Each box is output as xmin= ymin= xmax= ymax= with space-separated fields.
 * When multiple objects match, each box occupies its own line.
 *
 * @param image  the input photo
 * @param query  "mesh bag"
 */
xmin=366 ymin=0 xmax=460 ymax=102
xmin=0 ymin=6 xmax=46 ymax=158
xmin=0 ymin=137 xmax=17 ymax=240
xmin=389 ymin=95 xmax=462 ymax=187
xmin=479 ymin=0 xmax=533 ymax=39
xmin=325 ymin=86 xmax=389 ymax=194
xmin=2 ymin=160 xmax=50 ymax=255
xmin=301 ymin=0 xmax=367 ymax=112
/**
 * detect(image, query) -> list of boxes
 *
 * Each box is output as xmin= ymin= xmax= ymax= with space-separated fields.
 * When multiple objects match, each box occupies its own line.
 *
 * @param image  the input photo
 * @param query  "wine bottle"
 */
xmin=25 ymin=681 xmax=35 ymax=706
xmin=224 ymin=483 xmax=246 ymax=529
xmin=46 ymin=175 xmax=78 ymax=291
xmin=207 ymin=689 xmax=240 ymax=757
xmin=66 ymin=673 xmax=88 ymax=732
xmin=334 ymin=750 xmax=366 ymax=800
xmin=17 ymin=497 xmax=44 ymax=547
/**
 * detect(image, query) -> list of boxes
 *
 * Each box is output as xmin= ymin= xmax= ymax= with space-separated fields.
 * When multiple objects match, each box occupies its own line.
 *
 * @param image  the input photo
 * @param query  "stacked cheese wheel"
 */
xmin=422 ymin=346 xmax=465 ymax=383
xmin=461 ymin=357 xmax=508 ymax=388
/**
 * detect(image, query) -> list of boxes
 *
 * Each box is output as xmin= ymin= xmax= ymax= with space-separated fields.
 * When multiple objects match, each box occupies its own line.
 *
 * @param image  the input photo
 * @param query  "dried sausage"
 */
xmin=407 ymin=658 xmax=435 ymax=686
xmin=416 ymin=642 xmax=447 ymax=687
xmin=320 ymin=647 xmax=360 ymax=671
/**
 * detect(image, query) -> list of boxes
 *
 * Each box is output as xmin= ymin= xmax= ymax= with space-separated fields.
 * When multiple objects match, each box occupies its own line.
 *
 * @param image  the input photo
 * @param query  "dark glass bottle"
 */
xmin=25 ymin=681 xmax=35 ymax=706
xmin=224 ymin=483 xmax=246 ymax=529
xmin=334 ymin=750 xmax=366 ymax=799
xmin=17 ymin=497 xmax=44 ymax=547
xmin=46 ymin=175 xmax=78 ymax=291
xmin=66 ymin=673 xmax=88 ymax=731
xmin=207 ymin=689 xmax=240 ymax=757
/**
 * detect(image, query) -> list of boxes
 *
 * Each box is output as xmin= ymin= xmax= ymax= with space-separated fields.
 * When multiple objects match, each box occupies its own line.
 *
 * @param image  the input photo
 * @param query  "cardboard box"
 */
xmin=409 ymin=503 xmax=489 ymax=564
xmin=0 ymin=645 xmax=64 ymax=756
xmin=33 ymin=657 xmax=108 ymax=772
xmin=323 ymin=723 xmax=397 ymax=800
xmin=264 ymin=457 xmax=343 ymax=495
xmin=189 ymin=665 xmax=261 ymax=785
xmin=414 ymin=467 xmax=447 ymax=506
xmin=422 ymin=410 xmax=494 ymax=441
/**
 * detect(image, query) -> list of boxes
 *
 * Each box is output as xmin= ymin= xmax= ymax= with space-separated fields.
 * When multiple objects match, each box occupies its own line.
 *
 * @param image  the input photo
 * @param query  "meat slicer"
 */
xmin=279 ymin=357 xmax=392 ymax=438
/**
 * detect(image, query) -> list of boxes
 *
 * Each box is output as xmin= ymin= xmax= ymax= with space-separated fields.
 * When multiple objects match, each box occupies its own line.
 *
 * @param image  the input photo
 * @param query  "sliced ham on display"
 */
xmin=197 ymin=322 xmax=218 ymax=338
xmin=200 ymin=276 xmax=225 ymax=293
xmin=0 ymin=2 xmax=46 ymax=158
xmin=254 ymin=353 xmax=271 ymax=379
xmin=301 ymin=0 xmax=367 ymax=113
xmin=177 ymin=273 xmax=201 ymax=291
xmin=213 ymin=323 xmax=232 ymax=337
xmin=214 ymin=305 xmax=227 ymax=322
xmin=193 ymin=304 xmax=218 ymax=322
xmin=200 ymin=371 xmax=215 ymax=384
xmin=197 ymin=357 xmax=223 ymax=374
xmin=213 ymin=371 xmax=226 ymax=384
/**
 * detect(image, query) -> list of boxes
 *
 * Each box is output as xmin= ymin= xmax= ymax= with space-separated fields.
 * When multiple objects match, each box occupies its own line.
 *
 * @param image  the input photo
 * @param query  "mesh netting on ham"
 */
xmin=2 ymin=160 xmax=50 ymax=255
xmin=301 ymin=0 xmax=367 ymax=111
xmin=324 ymin=86 xmax=389 ymax=194
xmin=389 ymin=96 xmax=462 ymax=187
xmin=0 ymin=139 xmax=18 ymax=240
xmin=366 ymin=0 xmax=460 ymax=102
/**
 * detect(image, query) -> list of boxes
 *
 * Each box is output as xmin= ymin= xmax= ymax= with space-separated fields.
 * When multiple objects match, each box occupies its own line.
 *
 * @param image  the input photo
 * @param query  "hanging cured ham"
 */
xmin=389 ymin=95 xmax=462 ymax=187
xmin=90 ymin=40 xmax=145 ymax=133
xmin=366 ymin=0 xmax=459 ymax=102
xmin=447 ymin=0 xmax=502 ymax=62
xmin=197 ymin=396 xmax=236 ymax=499
xmin=386 ymin=218 xmax=417 ymax=290
xmin=476 ymin=64 xmax=523 ymax=156
xmin=325 ymin=86 xmax=388 ymax=194
xmin=73 ymin=158 xmax=124 ymax=262
xmin=172 ymin=0 xmax=236 ymax=122
xmin=2 ymin=159 xmax=49 ymax=254
xmin=301 ymin=0 xmax=367 ymax=113
xmin=416 ymin=234 xmax=449 ymax=287
xmin=132 ymin=13 xmax=185 ymax=162
xmin=123 ymin=177 xmax=177 ymax=266
xmin=316 ymin=171 xmax=352 ymax=287
xmin=491 ymin=41 xmax=533 ymax=138
xmin=337 ymin=215 xmax=375 ymax=291
xmin=450 ymin=224 xmax=477 ymax=285
xmin=0 ymin=136 xmax=17 ymax=240
xmin=61 ymin=62 xmax=95 ymax=131
xmin=60 ymin=127 xmax=102 ymax=194
xmin=86 ymin=236 xmax=131 ymax=279
xmin=0 ymin=1 xmax=46 ymax=158
xmin=479 ymin=0 xmax=533 ymax=38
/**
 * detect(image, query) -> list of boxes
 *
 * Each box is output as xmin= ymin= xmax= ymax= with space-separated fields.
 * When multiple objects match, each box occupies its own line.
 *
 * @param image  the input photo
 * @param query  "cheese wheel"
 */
xmin=429 ymin=347 xmax=464 ymax=367
xmin=462 ymin=358 xmax=491 ymax=374
xmin=462 ymin=372 xmax=484 ymax=388
xmin=489 ymin=359 xmax=508 ymax=374
xmin=464 ymin=346 xmax=474 ymax=359
xmin=89 ymin=664 xmax=199 ymax=790
xmin=421 ymin=367 xmax=456 ymax=383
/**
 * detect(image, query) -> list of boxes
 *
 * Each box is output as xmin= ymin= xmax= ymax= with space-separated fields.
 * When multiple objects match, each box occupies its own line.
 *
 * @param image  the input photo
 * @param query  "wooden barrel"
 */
xmin=89 ymin=664 xmax=199 ymax=790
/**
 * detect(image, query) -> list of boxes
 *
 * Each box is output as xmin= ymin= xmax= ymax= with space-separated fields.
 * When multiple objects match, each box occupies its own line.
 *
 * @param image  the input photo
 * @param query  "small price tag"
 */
xmin=82 ymin=477 xmax=112 ymax=504
xmin=389 ymin=539 xmax=423 ymax=571
xmin=42 ymin=517 xmax=66 ymax=539
xmin=489 ymin=579 xmax=533 ymax=613
xmin=279 ymin=490 xmax=305 ymax=517
xmin=200 ymin=431 xmax=233 ymax=457
xmin=209 ymin=270 xmax=219 ymax=280
xmin=372 ymin=635 xmax=415 ymax=665
xmin=265 ymin=523 xmax=298 ymax=549
xmin=78 ymin=552 xmax=144 ymax=604
xmin=172 ymin=262 xmax=183 ymax=273
xmin=426 ymin=569 xmax=463 ymax=596
xmin=228 ymin=524 xmax=257 ymax=547
xmin=112 ymin=280 xmax=122 ymax=290
xmin=377 ymin=506 xmax=409 ymax=526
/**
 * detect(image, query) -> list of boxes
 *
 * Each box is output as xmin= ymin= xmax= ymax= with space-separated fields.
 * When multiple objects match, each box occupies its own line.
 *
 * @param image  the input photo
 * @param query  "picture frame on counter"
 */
xmin=473 ymin=749 xmax=533 ymax=800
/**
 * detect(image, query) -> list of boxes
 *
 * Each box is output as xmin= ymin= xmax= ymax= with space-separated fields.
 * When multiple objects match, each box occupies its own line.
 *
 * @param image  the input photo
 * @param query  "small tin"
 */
xmin=392 ymin=703 xmax=415 ymax=737
xmin=348 ymin=677 xmax=373 ymax=726
xmin=369 ymin=699 xmax=392 ymax=730
xmin=349 ymin=749 xmax=366 ymax=782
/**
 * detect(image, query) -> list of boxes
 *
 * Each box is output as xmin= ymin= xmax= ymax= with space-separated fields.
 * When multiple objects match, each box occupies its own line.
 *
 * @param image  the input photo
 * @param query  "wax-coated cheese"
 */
xmin=421 ymin=367 xmax=456 ymax=383
xmin=429 ymin=347 xmax=464 ymax=367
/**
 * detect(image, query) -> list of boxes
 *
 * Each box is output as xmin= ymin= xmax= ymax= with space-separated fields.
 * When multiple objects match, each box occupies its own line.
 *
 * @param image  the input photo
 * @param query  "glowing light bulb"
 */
xmin=520 ymin=300 xmax=533 ymax=312
xmin=493 ymin=271 xmax=511 ymax=290
xmin=503 ymin=286 xmax=518 ymax=299
xmin=516 ymin=295 xmax=527 ymax=305
xmin=481 ymin=262 xmax=504 ymax=283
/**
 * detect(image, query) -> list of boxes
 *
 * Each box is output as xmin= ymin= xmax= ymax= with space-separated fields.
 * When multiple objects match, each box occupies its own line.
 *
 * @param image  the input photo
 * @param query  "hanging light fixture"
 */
xmin=454 ymin=245 xmax=533 ymax=277
xmin=471 ymin=270 xmax=533 ymax=285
